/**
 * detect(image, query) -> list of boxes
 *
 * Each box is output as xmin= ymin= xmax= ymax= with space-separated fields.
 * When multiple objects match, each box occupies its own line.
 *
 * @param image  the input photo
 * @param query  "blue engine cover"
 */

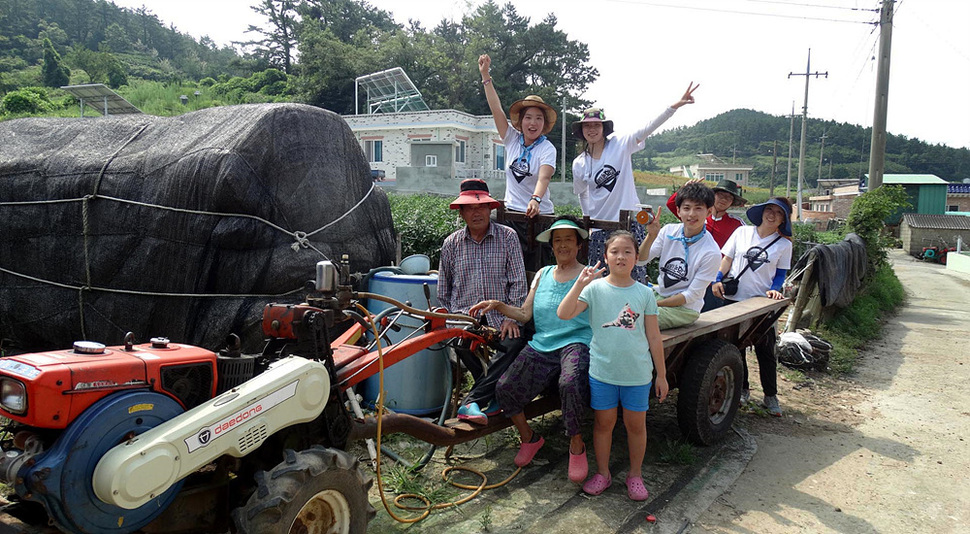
xmin=22 ymin=390 xmax=185 ymax=534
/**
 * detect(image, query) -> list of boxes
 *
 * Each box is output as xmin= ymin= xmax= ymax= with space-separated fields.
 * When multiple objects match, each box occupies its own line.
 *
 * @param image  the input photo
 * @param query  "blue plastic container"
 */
xmin=362 ymin=271 xmax=450 ymax=415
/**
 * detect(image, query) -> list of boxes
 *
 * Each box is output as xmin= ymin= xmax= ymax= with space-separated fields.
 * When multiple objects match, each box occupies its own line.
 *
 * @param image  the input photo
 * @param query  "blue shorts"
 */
xmin=589 ymin=376 xmax=651 ymax=412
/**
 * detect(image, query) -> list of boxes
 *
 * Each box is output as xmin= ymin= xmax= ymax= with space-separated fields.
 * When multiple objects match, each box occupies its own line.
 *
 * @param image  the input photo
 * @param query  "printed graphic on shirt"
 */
xmin=509 ymin=159 xmax=531 ymax=183
xmin=661 ymin=257 xmax=689 ymax=286
xmin=743 ymin=245 xmax=771 ymax=271
xmin=602 ymin=303 xmax=640 ymax=329
xmin=594 ymin=165 xmax=619 ymax=192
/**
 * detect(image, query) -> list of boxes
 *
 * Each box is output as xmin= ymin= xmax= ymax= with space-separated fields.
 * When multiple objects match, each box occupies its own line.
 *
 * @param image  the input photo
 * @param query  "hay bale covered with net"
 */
xmin=0 ymin=103 xmax=395 ymax=352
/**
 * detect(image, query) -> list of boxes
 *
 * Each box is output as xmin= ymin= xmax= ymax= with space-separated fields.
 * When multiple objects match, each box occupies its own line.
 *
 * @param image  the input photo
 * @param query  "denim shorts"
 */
xmin=589 ymin=376 xmax=652 ymax=412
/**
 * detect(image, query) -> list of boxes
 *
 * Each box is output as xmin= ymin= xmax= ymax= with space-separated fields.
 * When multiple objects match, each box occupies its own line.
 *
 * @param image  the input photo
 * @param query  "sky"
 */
xmin=110 ymin=0 xmax=970 ymax=150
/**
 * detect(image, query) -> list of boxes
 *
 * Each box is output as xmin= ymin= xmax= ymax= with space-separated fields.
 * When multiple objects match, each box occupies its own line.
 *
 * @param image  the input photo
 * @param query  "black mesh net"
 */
xmin=1 ymin=103 xmax=395 ymax=352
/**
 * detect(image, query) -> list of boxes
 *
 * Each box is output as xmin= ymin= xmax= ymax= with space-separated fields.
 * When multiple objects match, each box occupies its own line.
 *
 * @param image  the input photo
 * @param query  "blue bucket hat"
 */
xmin=746 ymin=198 xmax=792 ymax=237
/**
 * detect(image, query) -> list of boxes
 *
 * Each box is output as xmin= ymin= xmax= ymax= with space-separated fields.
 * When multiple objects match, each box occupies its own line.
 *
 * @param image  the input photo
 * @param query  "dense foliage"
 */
xmin=636 ymin=109 xmax=970 ymax=186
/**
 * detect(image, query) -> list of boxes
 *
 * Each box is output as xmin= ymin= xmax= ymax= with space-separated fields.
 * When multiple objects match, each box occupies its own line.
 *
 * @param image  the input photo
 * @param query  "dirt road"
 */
xmin=693 ymin=250 xmax=970 ymax=533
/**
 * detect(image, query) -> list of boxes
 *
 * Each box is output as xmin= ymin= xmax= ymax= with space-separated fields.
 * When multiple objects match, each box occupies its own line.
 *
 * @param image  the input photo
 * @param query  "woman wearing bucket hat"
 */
xmin=469 ymin=216 xmax=593 ymax=482
xmin=572 ymin=82 xmax=699 ymax=284
xmin=711 ymin=197 xmax=794 ymax=417
xmin=479 ymin=54 xmax=557 ymax=218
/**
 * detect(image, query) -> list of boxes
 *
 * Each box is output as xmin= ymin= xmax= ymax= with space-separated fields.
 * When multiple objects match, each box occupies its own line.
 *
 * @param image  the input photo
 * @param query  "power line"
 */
xmin=743 ymin=0 xmax=880 ymax=13
xmin=600 ymin=0 xmax=877 ymax=24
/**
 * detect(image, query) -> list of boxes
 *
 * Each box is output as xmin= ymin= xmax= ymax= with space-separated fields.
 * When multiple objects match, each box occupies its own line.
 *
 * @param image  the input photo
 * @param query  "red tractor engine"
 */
xmin=0 ymin=338 xmax=218 ymax=430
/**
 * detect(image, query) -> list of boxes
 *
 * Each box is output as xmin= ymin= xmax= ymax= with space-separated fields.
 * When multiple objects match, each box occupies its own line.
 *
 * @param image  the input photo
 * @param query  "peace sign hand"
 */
xmin=671 ymin=82 xmax=699 ymax=109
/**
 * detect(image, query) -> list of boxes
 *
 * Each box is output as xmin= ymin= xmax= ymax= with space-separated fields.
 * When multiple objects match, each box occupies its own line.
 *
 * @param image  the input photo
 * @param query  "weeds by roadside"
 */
xmin=657 ymin=438 xmax=697 ymax=465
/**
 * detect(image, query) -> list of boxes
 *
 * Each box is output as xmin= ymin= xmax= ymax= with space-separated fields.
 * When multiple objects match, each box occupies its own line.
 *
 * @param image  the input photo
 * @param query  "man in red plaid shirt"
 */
xmin=438 ymin=179 xmax=529 ymax=425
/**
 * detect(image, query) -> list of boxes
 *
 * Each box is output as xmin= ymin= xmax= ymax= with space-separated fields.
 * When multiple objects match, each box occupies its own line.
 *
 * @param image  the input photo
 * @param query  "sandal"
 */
xmin=582 ymin=473 xmax=612 ymax=496
xmin=568 ymin=446 xmax=588 ymax=483
xmin=625 ymin=476 xmax=649 ymax=501
xmin=514 ymin=434 xmax=544 ymax=467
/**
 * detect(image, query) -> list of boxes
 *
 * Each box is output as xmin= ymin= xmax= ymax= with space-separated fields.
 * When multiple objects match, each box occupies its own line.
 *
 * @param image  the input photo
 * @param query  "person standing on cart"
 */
xmin=478 ymin=53 xmax=558 ymax=271
xmin=572 ymin=83 xmax=698 ymax=283
xmin=437 ymin=179 xmax=530 ymax=424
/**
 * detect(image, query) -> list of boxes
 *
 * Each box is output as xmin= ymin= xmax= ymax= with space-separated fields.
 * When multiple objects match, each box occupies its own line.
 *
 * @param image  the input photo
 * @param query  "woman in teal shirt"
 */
xmin=470 ymin=216 xmax=593 ymax=484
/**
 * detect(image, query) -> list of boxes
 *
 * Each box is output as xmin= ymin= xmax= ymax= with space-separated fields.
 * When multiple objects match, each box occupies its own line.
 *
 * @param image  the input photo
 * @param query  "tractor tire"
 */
xmin=233 ymin=446 xmax=375 ymax=534
xmin=677 ymin=339 xmax=744 ymax=446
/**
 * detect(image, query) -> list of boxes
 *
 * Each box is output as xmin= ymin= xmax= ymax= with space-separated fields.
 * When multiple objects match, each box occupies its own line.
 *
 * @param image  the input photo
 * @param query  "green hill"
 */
xmin=634 ymin=109 xmax=970 ymax=187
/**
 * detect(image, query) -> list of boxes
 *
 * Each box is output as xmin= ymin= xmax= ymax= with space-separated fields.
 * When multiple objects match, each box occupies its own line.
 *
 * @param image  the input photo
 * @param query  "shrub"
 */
xmin=845 ymin=185 xmax=910 ymax=273
xmin=388 ymin=193 xmax=462 ymax=266
xmin=1 ymin=87 xmax=54 ymax=114
xmin=199 ymin=77 xmax=217 ymax=87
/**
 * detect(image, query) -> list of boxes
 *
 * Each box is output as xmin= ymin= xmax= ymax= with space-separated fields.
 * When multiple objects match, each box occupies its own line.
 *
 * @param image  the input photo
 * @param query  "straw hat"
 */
xmin=508 ymin=95 xmax=557 ymax=136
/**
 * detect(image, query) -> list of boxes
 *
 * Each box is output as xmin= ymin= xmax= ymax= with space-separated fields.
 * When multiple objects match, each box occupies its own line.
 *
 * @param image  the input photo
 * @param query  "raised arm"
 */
xmin=632 ymin=82 xmax=698 ymax=144
xmin=557 ymin=262 xmax=604 ymax=320
xmin=479 ymin=54 xmax=508 ymax=139
xmin=637 ymin=205 xmax=664 ymax=261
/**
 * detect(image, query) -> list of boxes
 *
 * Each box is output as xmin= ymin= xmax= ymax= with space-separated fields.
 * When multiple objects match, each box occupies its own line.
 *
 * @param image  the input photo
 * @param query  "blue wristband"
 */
xmin=715 ymin=271 xmax=724 ymax=282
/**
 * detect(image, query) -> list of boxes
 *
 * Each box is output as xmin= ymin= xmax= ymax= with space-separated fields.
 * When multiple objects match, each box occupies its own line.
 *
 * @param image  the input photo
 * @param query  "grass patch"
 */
xmin=816 ymin=263 xmax=905 ymax=375
xmin=780 ymin=368 xmax=808 ymax=384
xmin=381 ymin=463 xmax=458 ymax=506
xmin=656 ymin=438 xmax=697 ymax=465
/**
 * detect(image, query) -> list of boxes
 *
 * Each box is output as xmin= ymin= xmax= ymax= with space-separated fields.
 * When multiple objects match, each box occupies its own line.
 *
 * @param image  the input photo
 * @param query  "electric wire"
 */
xmin=600 ymin=0 xmax=876 ymax=24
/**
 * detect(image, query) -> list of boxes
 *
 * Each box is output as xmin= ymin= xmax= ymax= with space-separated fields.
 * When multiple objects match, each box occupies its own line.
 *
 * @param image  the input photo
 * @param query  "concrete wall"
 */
xmin=901 ymin=223 xmax=970 ymax=257
xmin=386 ymin=172 xmax=669 ymax=210
xmin=947 ymin=251 xmax=970 ymax=274
xmin=947 ymin=195 xmax=970 ymax=212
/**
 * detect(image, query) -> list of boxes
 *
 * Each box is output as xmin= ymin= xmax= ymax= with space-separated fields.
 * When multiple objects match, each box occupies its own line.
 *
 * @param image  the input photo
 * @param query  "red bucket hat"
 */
xmin=449 ymin=179 xmax=501 ymax=210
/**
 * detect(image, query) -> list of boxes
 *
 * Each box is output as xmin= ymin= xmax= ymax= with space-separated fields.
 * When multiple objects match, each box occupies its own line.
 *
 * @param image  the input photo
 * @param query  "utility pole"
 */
xmin=817 ymin=131 xmax=828 ymax=187
xmin=868 ymin=0 xmax=894 ymax=191
xmin=770 ymin=140 xmax=778 ymax=197
xmin=561 ymin=96 xmax=567 ymax=182
xmin=789 ymin=49 xmax=827 ymax=221
xmin=787 ymin=102 xmax=795 ymax=197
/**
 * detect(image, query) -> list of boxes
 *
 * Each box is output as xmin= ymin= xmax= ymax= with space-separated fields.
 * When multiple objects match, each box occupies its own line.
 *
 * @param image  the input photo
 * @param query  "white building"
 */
xmin=342 ymin=109 xmax=501 ymax=183
xmin=669 ymin=153 xmax=752 ymax=186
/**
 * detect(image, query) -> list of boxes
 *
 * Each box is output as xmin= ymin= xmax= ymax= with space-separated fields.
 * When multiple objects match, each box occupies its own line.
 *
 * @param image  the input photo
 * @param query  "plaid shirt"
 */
xmin=437 ymin=221 xmax=527 ymax=328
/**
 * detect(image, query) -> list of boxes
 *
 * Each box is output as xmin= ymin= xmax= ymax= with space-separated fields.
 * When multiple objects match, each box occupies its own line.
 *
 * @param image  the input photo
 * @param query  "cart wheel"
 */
xmin=677 ymin=339 xmax=743 ymax=446
xmin=233 ymin=446 xmax=375 ymax=534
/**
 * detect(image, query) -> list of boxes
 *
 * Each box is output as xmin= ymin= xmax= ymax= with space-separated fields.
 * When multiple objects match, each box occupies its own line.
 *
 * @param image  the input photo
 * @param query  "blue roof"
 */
xmin=949 ymin=184 xmax=970 ymax=194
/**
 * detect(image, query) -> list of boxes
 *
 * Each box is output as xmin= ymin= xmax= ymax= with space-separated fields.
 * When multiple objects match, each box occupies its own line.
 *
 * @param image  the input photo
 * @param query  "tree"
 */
xmin=42 ymin=37 xmax=70 ymax=87
xmin=243 ymin=0 xmax=299 ymax=74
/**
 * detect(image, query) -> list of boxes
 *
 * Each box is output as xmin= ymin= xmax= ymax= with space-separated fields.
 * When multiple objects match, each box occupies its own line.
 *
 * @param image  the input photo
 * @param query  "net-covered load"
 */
xmin=1 ymin=103 xmax=395 ymax=352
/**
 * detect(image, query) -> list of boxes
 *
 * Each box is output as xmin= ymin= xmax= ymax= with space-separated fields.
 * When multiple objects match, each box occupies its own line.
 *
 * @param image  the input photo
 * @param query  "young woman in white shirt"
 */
xmin=572 ymin=82 xmax=698 ymax=283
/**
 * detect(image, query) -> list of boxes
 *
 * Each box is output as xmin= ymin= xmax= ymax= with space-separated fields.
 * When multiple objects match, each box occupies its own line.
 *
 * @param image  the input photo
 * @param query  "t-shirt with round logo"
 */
xmin=645 ymin=222 xmax=722 ymax=313
xmin=502 ymin=125 xmax=556 ymax=214
xmin=572 ymin=107 xmax=676 ymax=223
xmin=720 ymin=225 xmax=793 ymax=301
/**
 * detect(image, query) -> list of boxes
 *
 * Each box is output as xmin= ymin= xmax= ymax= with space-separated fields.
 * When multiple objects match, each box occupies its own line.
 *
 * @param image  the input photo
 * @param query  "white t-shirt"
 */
xmin=646 ymin=223 xmax=722 ymax=313
xmin=502 ymin=125 xmax=556 ymax=214
xmin=572 ymin=107 xmax=676 ymax=222
xmin=720 ymin=226 xmax=793 ymax=301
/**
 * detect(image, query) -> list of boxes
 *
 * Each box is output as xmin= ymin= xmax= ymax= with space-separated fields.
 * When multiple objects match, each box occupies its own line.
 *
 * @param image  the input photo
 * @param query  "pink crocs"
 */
xmin=582 ymin=473 xmax=612 ymax=496
xmin=568 ymin=447 xmax=588 ymax=483
xmin=514 ymin=435 xmax=544 ymax=467
xmin=625 ymin=476 xmax=649 ymax=501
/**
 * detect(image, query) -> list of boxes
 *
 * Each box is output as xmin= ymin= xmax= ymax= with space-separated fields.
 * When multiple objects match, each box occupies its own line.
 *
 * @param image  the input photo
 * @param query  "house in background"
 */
xmin=669 ymin=154 xmax=753 ymax=187
xmin=806 ymin=184 xmax=862 ymax=221
xmin=899 ymin=213 xmax=970 ymax=258
xmin=879 ymin=174 xmax=948 ymax=224
xmin=342 ymin=67 xmax=500 ymax=185
xmin=946 ymin=183 xmax=970 ymax=213
xmin=343 ymin=109 xmax=499 ymax=184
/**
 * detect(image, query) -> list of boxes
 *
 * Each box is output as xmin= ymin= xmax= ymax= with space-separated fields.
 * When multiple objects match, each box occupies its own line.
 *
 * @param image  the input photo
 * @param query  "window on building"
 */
xmin=425 ymin=155 xmax=437 ymax=167
xmin=494 ymin=144 xmax=505 ymax=170
xmin=948 ymin=205 xmax=959 ymax=212
xmin=704 ymin=172 xmax=725 ymax=181
xmin=455 ymin=140 xmax=466 ymax=163
xmin=364 ymin=140 xmax=382 ymax=162
xmin=735 ymin=173 xmax=744 ymax=181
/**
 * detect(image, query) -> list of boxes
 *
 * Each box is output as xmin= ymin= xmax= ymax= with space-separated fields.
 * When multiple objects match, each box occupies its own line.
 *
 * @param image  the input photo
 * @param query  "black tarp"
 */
xmin=790 ymin=232 xmax=868 ymax=308
xmin=1 ymin=103 xmax=395 ymax=352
